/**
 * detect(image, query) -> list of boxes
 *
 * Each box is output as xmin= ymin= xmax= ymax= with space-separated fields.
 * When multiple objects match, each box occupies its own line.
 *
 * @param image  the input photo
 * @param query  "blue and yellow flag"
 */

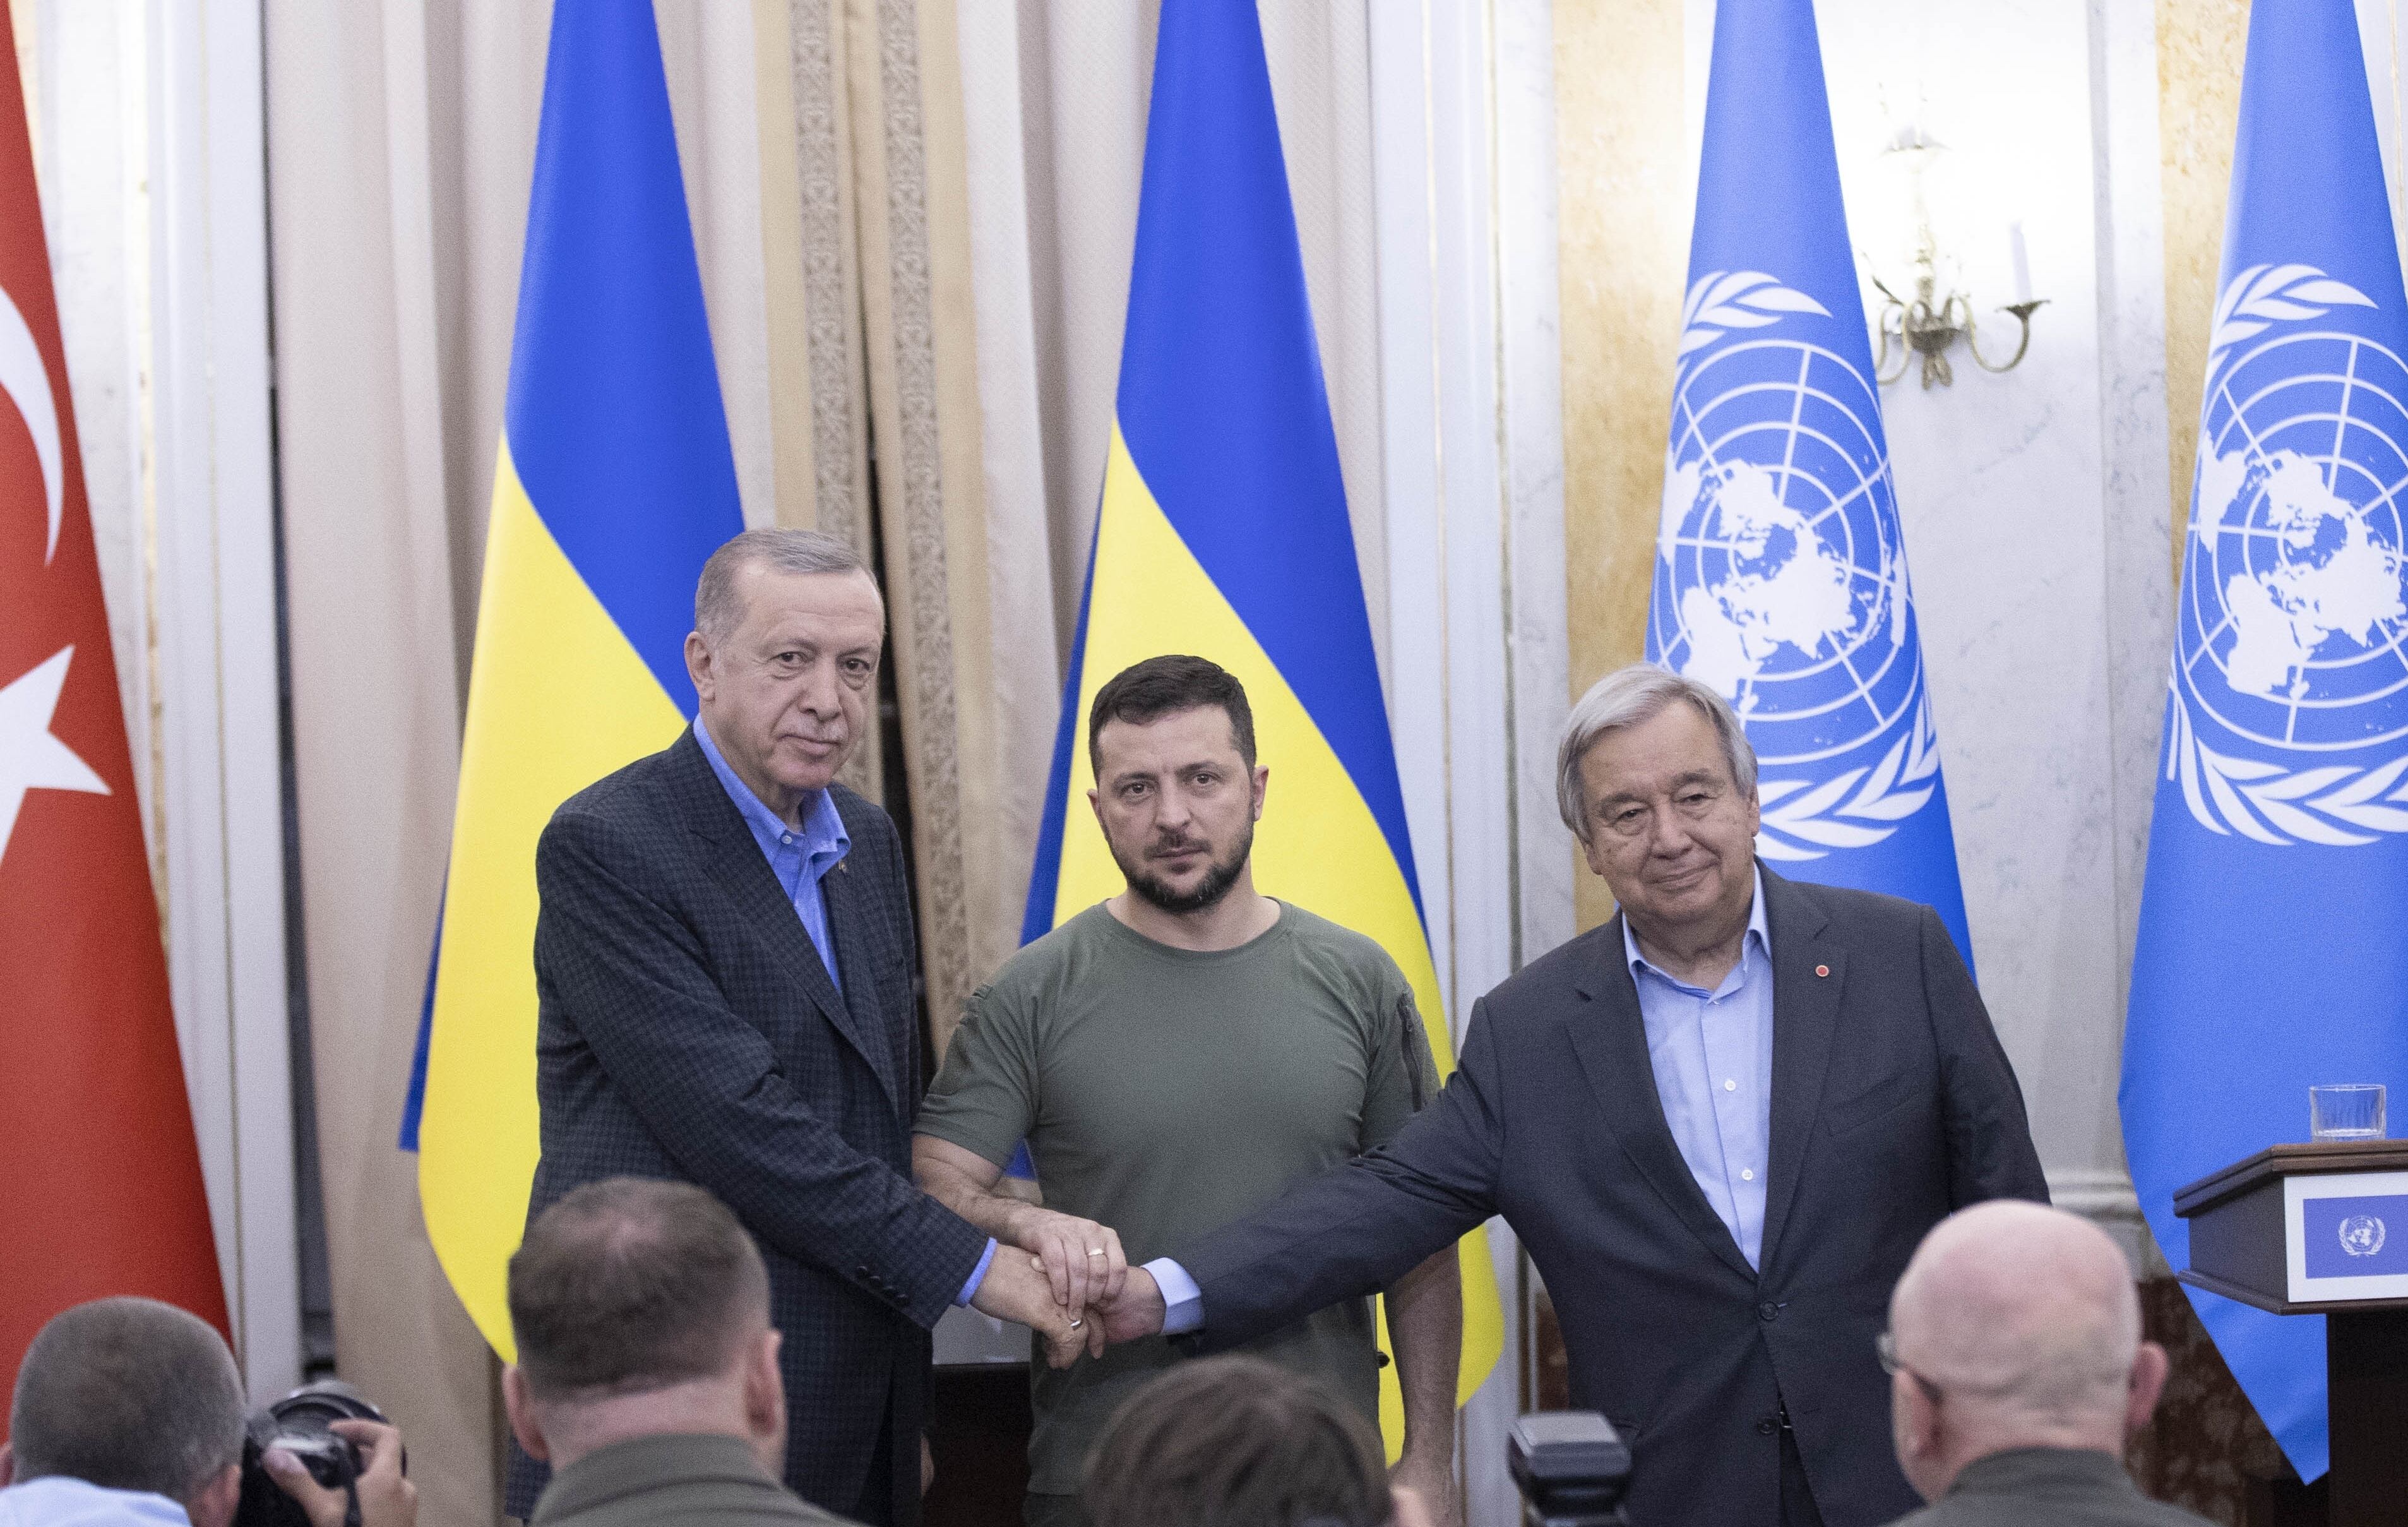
xmin=415 ymin=0 xmax=744 ymax=1355
xmin=1020 ymin=0 xmax=1502 ymax=1442
xmin=2124 ymin=0 xmax=2408 ymax=1480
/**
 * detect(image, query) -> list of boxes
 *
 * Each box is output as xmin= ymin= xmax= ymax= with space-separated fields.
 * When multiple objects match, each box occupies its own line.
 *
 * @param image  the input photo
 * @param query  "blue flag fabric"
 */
xmin=1647 ymin=0 xmax=1974 ymax=961
xmin=2122 ymin=0 xmax=2408 ymax=1482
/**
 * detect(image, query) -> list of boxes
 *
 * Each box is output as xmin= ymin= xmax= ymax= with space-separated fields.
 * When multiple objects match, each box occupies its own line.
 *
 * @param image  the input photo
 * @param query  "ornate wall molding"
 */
xmin=777 ymin=0 xmax=881 ymax=798
xmin=840 ymin=0 xmax=977 ymax=1035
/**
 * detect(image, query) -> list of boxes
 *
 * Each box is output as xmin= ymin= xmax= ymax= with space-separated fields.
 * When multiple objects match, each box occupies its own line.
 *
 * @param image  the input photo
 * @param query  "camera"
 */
xmin=1508 ymin=1412 xmax=1631 ymax=1527
xmin=231 ymin=1380 xmax=392 ymax=1527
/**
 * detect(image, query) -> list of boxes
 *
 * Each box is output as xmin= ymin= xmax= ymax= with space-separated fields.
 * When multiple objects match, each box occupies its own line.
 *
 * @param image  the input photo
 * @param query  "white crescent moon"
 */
xmin=0 ymin=284 xmax=63 ymax=563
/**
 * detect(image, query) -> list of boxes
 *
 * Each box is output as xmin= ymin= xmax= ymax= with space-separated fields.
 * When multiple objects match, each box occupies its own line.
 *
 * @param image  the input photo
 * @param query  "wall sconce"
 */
xmin=1863 ymin=129 xmax=2045 ymax=389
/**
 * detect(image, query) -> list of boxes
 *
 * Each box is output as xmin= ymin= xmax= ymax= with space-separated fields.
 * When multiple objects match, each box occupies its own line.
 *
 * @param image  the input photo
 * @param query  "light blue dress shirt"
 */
xmin=1624 ymin=866 xmax=1774 ymax=1269
xmin=0 ymin=1478 xmax=193 ymax=1527
xmin=693 ymin=719 xmax=998 ymax=1305
xmin=693 ymin=717 xmax=852 ymax=991
xmin=1148 ymin=868 xmax=1778 ymax=1334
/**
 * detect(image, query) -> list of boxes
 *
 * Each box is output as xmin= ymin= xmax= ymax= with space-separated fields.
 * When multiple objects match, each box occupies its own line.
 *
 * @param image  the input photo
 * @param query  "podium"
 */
xmin=2174 ymin=1139 xmax=2408 ymax=1527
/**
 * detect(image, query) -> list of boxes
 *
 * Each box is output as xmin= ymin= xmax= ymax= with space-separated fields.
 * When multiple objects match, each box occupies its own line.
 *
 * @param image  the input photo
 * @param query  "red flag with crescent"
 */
xmin=0 ymin=9 xmax=228 ymax=1427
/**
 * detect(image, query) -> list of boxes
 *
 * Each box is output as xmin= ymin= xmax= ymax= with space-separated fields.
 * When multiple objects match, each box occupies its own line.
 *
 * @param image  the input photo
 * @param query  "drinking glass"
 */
xmin=2310 ymin=1084 xmax=2387 ymax=1141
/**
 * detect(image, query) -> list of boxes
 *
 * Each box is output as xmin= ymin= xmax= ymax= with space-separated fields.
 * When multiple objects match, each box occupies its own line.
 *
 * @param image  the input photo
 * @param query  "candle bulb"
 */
xmin=2008 ymin=220 xmax=2033 ymax=304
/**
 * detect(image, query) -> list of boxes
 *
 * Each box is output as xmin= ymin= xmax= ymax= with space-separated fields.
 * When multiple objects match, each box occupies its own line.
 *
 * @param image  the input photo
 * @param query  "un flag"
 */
xmin=2122 ymin=0 xmax=2408 ymax=1482
xmin=1648 ymin=0 xmax=1974 ymax=963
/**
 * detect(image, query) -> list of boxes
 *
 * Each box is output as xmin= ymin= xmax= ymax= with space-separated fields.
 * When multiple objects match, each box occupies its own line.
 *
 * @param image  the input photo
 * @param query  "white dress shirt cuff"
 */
xmin=1143 ymin=1257 xmax=1204 ymax=1334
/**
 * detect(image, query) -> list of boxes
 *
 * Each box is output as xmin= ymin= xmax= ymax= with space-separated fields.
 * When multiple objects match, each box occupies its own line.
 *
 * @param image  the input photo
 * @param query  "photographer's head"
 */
xmin=1082 ymin=1356 xmax=1430 ymax=1527
xmin=1885 ymin=1201 xmax=2166 ymax=1502
xmin=503 ymin=1178 xmax=782 ymax=1478
xmin=1 ymin=1298 xmax=244 ymax=1527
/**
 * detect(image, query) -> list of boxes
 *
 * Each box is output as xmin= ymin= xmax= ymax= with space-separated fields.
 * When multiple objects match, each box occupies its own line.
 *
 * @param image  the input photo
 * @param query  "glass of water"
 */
xmin=2310 ymin=1084 xmax=2387 ymax=1141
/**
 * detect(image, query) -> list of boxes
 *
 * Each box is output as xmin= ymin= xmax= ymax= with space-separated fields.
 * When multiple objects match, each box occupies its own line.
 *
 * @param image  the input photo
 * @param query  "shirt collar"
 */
xmin=1622 ymin=865 xmax=1770 ymax=985
xmin=693 ymin=717 xmax=850 ymax=865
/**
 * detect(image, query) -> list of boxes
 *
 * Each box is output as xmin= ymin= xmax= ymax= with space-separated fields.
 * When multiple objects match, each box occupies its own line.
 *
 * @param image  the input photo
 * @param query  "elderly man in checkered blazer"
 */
xmin=503 ymin=530 xmax=1078 ymax=1527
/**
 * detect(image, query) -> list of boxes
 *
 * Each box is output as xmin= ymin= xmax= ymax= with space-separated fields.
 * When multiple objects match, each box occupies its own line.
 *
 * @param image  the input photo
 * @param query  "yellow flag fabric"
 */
xmin=1018 ymin=0 xmax=1505 ymax=1446
xmin=414 ymin=1 xmax=746 ymax=1355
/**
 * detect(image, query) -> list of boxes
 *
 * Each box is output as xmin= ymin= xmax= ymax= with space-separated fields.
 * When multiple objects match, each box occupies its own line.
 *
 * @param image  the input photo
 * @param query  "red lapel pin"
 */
xmin=1815 ymin=964 xmax=1830 ymax=978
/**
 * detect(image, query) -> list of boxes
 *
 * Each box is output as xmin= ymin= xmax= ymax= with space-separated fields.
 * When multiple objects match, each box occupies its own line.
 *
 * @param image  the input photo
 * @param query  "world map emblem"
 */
xmin=1651 ymin=271 xmax=1941 ymax=861
xmin=2340 ymin=1213 xmax=2387 ymax=1258
xmin=2168 ymin=263 xmax=2408 ymax=846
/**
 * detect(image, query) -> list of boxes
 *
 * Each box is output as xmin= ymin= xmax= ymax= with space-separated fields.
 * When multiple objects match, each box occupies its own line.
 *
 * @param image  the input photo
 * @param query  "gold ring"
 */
xmin=1086 ymin=1248 xmax=1106 ymax=1257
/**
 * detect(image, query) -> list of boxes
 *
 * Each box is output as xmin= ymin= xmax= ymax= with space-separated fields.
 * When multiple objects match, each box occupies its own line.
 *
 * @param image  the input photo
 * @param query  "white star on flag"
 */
xmin=0 ymin=645 xmax=110 ymax=864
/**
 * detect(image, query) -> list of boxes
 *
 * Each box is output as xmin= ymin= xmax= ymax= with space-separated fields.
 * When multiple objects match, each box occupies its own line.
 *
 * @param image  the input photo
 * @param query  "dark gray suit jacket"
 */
xmin=1886 ymin=1448 xmax=2215 ymax=1525
xmin=1174 ymin=868 xmax=2047 ymax=1527
xmin=503 ymin=731 xmax=987 ymax=1525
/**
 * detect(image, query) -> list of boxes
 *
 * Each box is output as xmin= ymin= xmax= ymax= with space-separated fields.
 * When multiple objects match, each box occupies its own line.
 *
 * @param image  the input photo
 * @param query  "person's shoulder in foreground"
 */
xmin=0 ymin=1479 xmax=193 ymax=1527
xmin=506 ymin=1178 xmax=864 ymax=1527
xmin=1880 ymin=1201 xmax=2214 ymax=1527
xmin=1885 ymin=1447 xmax=2214 ymax=1526
xmin=528 ymin=1434 xmax=854 ymax=1527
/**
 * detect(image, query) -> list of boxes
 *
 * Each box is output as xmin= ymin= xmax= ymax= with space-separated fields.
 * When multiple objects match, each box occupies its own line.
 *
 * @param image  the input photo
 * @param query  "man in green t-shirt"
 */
xmin=914 ymin=656 xmax=1462 ymax=1527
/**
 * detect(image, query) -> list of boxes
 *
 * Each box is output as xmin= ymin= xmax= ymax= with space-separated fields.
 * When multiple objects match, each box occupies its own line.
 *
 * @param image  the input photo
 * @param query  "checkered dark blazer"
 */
xmin=503 ymin=730 xmax=987 ymax=1526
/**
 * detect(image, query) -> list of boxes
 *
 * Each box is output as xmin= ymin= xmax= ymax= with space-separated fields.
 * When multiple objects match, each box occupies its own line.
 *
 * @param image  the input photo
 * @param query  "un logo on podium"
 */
xmin=1652 ymin=272 xmax=1940 ymax=861
xmin=2169 ymin=265 xmax=2408 ymax=846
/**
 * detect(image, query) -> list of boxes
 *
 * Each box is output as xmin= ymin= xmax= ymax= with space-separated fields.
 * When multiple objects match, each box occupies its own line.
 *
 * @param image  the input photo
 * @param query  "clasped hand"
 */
xmin=965 ymin=1210 xmax=1167 ymax=1369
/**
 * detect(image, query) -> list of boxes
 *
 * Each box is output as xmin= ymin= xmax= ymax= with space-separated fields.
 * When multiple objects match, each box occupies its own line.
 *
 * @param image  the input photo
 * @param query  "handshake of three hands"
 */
xmin=963 ymin=1205 xmax=1160 ymax=1368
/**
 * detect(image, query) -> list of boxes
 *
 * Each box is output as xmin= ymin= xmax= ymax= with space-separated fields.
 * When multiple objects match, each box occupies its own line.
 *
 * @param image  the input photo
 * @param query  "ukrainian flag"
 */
xmin=415 ymin=0 xmax=744 ymax=1356
xmin=1021 ymin=0 xmax=1503 ymax=1442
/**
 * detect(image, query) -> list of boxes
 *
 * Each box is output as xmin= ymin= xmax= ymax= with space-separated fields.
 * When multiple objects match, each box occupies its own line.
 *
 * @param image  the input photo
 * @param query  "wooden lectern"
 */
xmin=2175 ymin=1139 xmax=2408 ymax=1527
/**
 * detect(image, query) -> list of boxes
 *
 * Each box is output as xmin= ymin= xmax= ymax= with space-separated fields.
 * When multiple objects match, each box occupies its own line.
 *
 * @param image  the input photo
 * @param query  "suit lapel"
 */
xmin=1569 ymin=918 xmax=1758 ymax=1283
xmin=1758 ymin=868 xmax=1844 ymax=1272
xmin=821 ymin=843 xmax=906 ymax=1110
xmin=669 ymin=734 xmax=902 ymax=1110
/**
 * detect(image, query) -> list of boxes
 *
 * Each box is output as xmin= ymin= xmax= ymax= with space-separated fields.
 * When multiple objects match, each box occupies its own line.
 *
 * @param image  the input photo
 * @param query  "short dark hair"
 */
xmin=1081 ymin=1356 xmax=1391 ymax=1527
xmin=1087 ymin=656 xmax=1256 ymax=775
xmin=9 ymin=1297 xmax=246 ymax=1503
xmin=507 ymin=1178 xmax=770 ymax=1401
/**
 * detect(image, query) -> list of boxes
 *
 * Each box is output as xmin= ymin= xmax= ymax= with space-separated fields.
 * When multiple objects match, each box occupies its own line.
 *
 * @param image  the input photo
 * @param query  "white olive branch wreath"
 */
xmin=2168 ymin=262 xmax=2408 ymax=846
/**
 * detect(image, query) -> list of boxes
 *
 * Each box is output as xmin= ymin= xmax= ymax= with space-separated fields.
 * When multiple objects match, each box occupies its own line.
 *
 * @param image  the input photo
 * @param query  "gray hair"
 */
xmin=9 ymin=1297 xmax=247 ymax=1504
xmin=1556 ymin=663 xmax=1758 ymax=842
xmin=694 ymin=527 xmax=874 ymax=644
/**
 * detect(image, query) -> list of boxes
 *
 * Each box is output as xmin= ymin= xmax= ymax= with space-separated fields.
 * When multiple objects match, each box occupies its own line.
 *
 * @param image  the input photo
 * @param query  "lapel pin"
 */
xmin=1815 ymin=964 xmax=1830 ymax=978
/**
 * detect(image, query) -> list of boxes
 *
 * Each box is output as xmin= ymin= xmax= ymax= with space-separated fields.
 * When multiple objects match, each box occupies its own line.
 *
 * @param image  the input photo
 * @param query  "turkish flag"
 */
xmin=0 ymin=9 xmax=228 ymax=1428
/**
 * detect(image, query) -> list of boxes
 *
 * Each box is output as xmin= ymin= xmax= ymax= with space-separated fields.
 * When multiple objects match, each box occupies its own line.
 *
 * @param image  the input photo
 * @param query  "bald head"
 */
xmin=1886 ymin=1202 xmax=2164 ymax=1501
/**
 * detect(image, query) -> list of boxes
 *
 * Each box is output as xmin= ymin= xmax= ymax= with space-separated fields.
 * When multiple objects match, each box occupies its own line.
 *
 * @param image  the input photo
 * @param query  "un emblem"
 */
xmin=2169 ymin=264 xmax=2408 ymax=846
xmin=2340 ymin=1213 xmax=2387 ymax=1258
xmin=1653 ymin=272 xmax=1941 ymax=861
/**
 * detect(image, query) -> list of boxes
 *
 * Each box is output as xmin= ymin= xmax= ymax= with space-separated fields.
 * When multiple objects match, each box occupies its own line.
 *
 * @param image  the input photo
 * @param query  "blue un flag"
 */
xmin=1648 ymin=0 xmax=1974 ymax=961
xmin=2123 ymin=0 xmax=2408 ymax=1482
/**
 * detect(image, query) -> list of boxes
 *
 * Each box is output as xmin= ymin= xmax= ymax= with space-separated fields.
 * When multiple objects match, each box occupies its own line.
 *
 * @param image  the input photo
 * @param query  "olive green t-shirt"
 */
xmin=915 ymin=901 xmax=1439 ymax=1495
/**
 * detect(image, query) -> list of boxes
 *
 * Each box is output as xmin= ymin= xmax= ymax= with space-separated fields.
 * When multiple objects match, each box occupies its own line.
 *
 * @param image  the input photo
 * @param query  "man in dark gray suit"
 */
xmin=1096 ymin=662 xmax=2048 ymax=1527
xmin=505 ymin=530 xmax=1074 ymax=1527
xmin=1880 ymin=1201 xmax=2208 ymax=1526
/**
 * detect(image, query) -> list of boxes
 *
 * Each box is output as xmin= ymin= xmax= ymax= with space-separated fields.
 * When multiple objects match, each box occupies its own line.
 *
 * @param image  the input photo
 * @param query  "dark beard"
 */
xmin=1115 ymin=823 xmax=1254 ymax=915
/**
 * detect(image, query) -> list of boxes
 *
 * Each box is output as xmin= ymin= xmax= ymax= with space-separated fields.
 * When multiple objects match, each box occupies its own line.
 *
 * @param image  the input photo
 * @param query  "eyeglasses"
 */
xmin=1875 ymin=1329 xmax=1945 ymax=1406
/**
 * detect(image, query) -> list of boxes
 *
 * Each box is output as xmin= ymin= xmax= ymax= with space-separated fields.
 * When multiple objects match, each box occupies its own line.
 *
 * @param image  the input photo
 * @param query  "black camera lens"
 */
xmin=232 ymin=1380 xmax=393 ymax=1527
